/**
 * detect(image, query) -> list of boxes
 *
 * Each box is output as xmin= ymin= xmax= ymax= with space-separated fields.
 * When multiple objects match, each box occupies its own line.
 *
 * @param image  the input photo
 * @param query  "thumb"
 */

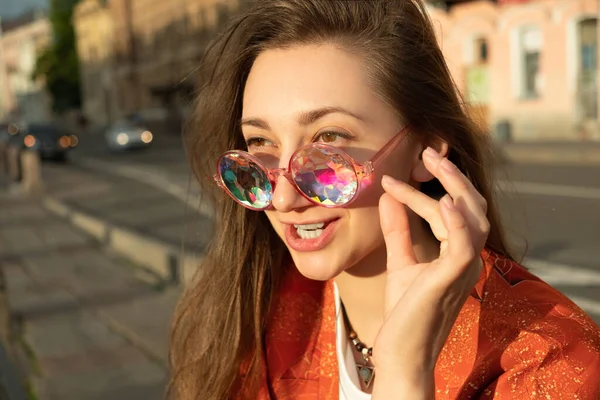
xmin=379 ymin=193 xmax=417 ymax=269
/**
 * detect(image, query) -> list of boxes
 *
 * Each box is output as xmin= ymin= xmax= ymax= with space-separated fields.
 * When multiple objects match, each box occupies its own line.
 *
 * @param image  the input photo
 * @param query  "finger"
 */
xmin=379 ymin=192 xmax=417 ymax=267
xmin=423 ymin=148 xmax=487 ymax=213
xmin=381 ymin=175 xmax=447 ymax=241
xmin=422 ymin=148 xmax=489 ymax=236
xmin=439 ymin=194 xmax=476 ymax=276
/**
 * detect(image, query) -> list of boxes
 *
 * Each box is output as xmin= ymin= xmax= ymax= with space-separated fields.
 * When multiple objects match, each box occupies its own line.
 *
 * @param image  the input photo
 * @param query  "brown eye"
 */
xmin=319 ymin=132 xmax=338 ymax=143
xmin=315 ymin=130 xmax=353 ymax=144
xmin=246 ymin=137 xmax=272 ymax=148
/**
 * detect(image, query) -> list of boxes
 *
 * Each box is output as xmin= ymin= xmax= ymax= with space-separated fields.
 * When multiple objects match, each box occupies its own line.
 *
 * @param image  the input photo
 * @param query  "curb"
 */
xmin=0 ymin=268 xmax=28 ymax=400
xmin=499 ymin=147 xmax=600 ymax=166
xmin=42 ymin=196 xmax=201 ymax=285
xmin=75 ymin=158 xmax=215 ymax=219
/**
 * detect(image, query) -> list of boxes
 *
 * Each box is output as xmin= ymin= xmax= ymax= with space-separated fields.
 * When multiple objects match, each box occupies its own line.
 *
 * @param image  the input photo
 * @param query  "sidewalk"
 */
xmin=39 ymin=162 xmax=210 ymax=282
xmin=41 ymin=162 xmax=210 ymax=251
xmin=0 ymin=188 xmax=179 ymax=400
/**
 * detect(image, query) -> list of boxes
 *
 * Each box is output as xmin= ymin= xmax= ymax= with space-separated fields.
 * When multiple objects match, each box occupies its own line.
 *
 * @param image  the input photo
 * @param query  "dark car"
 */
xmin=10 ymin=123 xmax=76 ymax=162
xmin=0 ymin=125 xmax=8 ymax=147
xmin=0 ymin=122 xmax=21 ymax=142
xmin=0 ymin=123 xmax=9 ymax=173
xmin=0 ymin=123 xmax=20 ymax=172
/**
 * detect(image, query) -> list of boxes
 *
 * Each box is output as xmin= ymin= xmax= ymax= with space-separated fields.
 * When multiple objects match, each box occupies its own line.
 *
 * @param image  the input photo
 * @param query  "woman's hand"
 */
xmin=371 ymin=147 xmax=490 ymax=399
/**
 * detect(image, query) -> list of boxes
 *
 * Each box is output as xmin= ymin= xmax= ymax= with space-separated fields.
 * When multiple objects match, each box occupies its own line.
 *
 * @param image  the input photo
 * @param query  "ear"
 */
xmin=410 ymin=139 xmax=450 ymax=183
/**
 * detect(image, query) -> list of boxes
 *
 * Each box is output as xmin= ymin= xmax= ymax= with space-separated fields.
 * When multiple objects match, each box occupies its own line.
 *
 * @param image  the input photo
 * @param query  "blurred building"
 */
xmin=74 ymin=0 xmax=244 ymax=132
xmin=0 ymin=11 xmax=52 ymax=123
xmin=73 ymin=0 xmax=116 ymax=128
xmin=428 ymin=0 xmax=599 ymax=141
xmin=73 ymin=0 xmax=599 ymax=141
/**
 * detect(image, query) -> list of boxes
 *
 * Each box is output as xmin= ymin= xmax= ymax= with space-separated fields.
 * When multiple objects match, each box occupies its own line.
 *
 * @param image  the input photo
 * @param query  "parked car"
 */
xmin=0 ymin=123 xmax=21 ymax=171
xmin=0 ymin=124 xmax=9 ymax=145
xmin=9 ymin=123 xmax=77 ymax=162
xmin=0 ymin=122 xmax=19 ymax=144
xmin=104 ymin=120 xmax=153 ymax=151
xmin=0 ymin=123 xmax=10 ymax=173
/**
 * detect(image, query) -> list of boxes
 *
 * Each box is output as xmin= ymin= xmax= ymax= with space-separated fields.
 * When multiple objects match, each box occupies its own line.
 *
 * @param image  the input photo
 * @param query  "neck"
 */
xmin=334 ymin=214 xmax=440 ymax=348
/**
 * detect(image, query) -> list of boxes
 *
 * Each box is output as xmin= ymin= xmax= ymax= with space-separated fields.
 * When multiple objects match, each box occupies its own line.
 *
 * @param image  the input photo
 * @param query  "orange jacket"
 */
xmin=243 ymin=250 xmax=600 ymax=399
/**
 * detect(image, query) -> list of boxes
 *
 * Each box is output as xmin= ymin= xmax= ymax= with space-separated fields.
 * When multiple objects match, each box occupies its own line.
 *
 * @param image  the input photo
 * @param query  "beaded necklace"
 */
xmin=341 ymin=303 xmax=375 ymax=389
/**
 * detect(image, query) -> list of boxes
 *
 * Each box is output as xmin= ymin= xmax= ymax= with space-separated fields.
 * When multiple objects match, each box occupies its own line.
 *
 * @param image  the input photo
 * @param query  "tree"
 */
xmin=33 ymin=0 xmax=81 ymax=114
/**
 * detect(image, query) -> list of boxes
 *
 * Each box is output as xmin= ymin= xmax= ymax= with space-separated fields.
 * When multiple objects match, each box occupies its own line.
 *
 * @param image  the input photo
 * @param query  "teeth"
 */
xmin=294 ymin=222 xmax=325 ymax=229
xmin=297 ymin=228 xmax=324 ymax=239
xmin=294 ymin=222 xmax=326 ymax=240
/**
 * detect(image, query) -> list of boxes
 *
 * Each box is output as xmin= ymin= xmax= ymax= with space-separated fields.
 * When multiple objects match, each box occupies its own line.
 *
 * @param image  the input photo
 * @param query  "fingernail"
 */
xmin=441 ymin=158 xmax=458 ymax=174
xmin=423 ymin=147 xmax=441 ymax=159
xmin=441 ymin=194 xmax=455 ymax=210
xmin=381 ymin=175 xmax=399 ymax=187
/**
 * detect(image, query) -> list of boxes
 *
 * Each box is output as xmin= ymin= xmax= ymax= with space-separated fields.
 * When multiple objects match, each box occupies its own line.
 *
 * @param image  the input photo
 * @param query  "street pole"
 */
xmin=124 ymin=0 xmax=140 ymax=111
xmin=0 ymin=17 xmax=4 ymax=119
xmin=0 ymin=17 xmax=7 ymax=120
xmin=597 ymin=0 xmax=600 ymax=135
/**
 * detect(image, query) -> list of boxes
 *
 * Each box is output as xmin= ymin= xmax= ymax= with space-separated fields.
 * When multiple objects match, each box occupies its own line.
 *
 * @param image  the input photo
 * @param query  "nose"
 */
xmin=271 ymin=173 xmax=311 ymax=212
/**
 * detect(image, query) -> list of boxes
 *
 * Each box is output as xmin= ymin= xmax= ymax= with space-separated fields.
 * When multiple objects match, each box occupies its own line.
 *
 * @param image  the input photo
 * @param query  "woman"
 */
xmin=169 ymin=1 xmax=600 ymax=399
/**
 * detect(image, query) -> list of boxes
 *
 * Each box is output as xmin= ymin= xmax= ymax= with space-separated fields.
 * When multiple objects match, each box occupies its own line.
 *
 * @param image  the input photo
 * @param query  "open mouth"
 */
xmin=284 ymin=218 xmax=341 ymax=252
xmin=293 ymin=219 xmax=337 ymax=240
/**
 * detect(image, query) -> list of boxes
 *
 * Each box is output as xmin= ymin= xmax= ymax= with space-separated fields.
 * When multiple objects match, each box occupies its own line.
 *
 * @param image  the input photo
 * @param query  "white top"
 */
xmin=334 ymin=283 xmax=372 ymax=400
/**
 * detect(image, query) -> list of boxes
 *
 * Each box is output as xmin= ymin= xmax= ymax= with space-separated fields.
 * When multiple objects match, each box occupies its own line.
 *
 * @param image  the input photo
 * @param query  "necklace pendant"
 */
xmin=356 ymin=364 xmax=375 ymax=389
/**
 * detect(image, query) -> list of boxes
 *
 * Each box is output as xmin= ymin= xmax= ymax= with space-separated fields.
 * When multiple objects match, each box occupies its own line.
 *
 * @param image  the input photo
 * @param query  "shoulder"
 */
xmin=477 ymin=249 xmax=599 ymax=338
xmin=435 ymin=249 xmax=600 ymax=399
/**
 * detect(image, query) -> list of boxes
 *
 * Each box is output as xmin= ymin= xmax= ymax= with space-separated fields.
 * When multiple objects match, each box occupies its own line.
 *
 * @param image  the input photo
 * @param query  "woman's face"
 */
xmin=241 ymin=44 xmax=423 ymax=280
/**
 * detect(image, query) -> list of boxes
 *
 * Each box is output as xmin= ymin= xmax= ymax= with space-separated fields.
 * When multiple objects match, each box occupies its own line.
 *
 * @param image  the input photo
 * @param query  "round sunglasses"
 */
xmin=213 ymin=126 xmax=409 ymax=211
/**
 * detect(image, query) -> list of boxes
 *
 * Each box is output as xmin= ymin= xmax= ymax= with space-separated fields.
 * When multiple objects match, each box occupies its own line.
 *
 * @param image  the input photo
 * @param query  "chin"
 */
xmin=273 ymin=215 xmax=378 ymax=280
xmin=288 ymin=249 xmax=347 ymax=281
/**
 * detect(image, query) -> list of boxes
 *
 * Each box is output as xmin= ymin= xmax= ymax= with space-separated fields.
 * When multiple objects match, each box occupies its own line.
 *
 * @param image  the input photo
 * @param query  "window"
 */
xmin=523 ymin=51 xmax=540 ymax=98
xmin=580 ymin=19 xmax=597 ymax=72
xmin=89 ymin=46 xmax=98 ymax=62
xmin=465 ymin=37 xmax=491 ymax=105
xmin=577 ymin=18 xmax=597 ymax=119
xmin=474 ymin=37 xmax=488 ymax=64
xmin=520 ymin=27 xmax=542 ymax=99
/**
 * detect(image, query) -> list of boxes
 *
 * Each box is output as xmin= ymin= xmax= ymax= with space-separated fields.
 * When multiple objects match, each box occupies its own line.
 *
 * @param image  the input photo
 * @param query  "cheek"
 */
xmin=264 ymin=211 xmax=283 ymax=236
xmin=350 ymin=164 xmax=411 ymax=209
xmin=343 ymin=204 xmax=386 ymax=265
xmin=351 ymin=178 xmax=385 ymax=208
xmin=343 ymin=157 xmax=412 ymax=238
xmin=348 ymin=205 xmax=382 ymax=234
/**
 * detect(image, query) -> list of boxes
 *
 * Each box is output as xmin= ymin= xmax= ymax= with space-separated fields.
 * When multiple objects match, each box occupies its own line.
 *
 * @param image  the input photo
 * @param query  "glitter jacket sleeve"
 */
xmin=234 ymin=249 xmax=600 ymax=399
xmin=444 ymin=251 xmax=600 ymax=399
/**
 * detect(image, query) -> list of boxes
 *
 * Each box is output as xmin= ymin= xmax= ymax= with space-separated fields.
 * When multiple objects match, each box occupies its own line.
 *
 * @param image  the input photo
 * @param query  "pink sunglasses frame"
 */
xmin=213 ymin=125 xmax=410 ymax=210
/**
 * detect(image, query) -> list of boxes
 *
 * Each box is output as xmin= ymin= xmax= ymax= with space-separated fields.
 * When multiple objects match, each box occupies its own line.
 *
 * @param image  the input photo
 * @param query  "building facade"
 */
xmin=74 ymin=0 xmax=244 ymax=131
xmin=0 ymin=11 xmax=52 ymax=123
xmin=73 ymin=0 xmax=116 ymax=127
xmin=428 ymin=0 xmax=599 ymax=141
xmin=73 ymin=0 xmax=599 ymax=140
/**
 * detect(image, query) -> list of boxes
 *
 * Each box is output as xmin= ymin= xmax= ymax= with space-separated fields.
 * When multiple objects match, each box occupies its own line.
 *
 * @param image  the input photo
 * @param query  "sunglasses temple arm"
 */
xmin=367 ymin=126 xmax=409 ymax=172
xmin=213 ymin=174 xmax=224 ymax=188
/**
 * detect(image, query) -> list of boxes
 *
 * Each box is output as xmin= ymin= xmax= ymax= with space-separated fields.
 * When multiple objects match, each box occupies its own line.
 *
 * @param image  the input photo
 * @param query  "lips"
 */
xmin=283 ymin=217 xmax=341 ymax=252
xmin=283 ymin=217 xmax=339 ymax=226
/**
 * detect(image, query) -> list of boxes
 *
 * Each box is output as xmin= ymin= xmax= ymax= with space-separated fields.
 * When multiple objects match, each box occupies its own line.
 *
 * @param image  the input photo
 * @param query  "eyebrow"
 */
xmin=241 ymin=106 xmax=365 ymax=130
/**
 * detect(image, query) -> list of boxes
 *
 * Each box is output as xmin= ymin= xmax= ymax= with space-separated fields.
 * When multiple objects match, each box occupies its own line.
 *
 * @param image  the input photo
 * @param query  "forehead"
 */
xmin=242 ymin=44 xmax=387 ymax=125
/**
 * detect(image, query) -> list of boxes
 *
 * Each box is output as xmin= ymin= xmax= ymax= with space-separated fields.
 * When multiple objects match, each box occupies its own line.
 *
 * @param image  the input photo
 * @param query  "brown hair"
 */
xmin=169 ymin=1 xmax=513 ymax=399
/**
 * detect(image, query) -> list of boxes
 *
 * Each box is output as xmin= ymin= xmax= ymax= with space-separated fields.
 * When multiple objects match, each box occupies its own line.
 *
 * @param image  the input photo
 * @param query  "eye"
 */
xmin=245 ymin=137 xmax=274 ymax=149
xmin=314 ymin=130 xmax=353 ymax=144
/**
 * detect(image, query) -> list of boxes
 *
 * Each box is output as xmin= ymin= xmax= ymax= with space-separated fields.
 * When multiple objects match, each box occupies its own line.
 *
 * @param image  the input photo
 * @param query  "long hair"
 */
xmin=169 ymin=1 xmax=513 ymax=399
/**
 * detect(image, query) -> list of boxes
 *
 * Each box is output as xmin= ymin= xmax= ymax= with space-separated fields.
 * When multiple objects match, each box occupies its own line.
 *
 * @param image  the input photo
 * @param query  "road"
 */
xmin=498 ymin=163 xmax=600 ymax=269
xmin=65 ymin=132 xmax=600 ymax=320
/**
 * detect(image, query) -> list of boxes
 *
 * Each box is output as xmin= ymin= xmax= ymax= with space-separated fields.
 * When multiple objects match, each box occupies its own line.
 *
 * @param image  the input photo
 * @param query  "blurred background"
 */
xmin=0 ymin=0 xmax=599 ymax=399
